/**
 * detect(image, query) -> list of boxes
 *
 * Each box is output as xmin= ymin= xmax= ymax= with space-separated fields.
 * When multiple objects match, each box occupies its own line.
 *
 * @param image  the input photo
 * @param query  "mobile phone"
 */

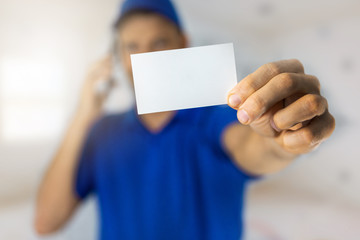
xmin=98 ymin=37 xmax=135 ymax=113
xmin=95 ymin=40 xmax=118 ymax=99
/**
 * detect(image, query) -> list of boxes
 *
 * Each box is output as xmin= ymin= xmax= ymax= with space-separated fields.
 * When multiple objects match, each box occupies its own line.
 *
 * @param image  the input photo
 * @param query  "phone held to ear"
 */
xmin=96 ymin=45 xmax=135 ymax=113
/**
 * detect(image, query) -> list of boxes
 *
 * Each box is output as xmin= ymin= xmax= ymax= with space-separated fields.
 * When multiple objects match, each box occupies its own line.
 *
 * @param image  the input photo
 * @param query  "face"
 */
xmin=116 ymin=14 xmax=187 ymax=82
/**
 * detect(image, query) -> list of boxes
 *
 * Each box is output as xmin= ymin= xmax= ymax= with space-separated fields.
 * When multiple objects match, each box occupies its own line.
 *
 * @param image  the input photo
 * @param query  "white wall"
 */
xmin=0 ymin=0 xmax=359 ymax=239
xmin=181 ymin=0 xmax=360 ymax=204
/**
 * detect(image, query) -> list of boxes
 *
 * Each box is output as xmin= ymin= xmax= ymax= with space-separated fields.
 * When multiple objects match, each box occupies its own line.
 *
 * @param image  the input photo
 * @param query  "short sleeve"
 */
xmin=199 ymin=105 xmax=261 ymax=181
xmin=199 ymin=105 xmax=238 ymax=148
xmin=74 ymin=121 xmax=99 ymax=199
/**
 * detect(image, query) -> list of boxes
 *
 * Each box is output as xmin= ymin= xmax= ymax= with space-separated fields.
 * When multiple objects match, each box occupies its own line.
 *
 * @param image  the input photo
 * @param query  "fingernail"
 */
xmin=270 ymin=118 xmax=281 ymax=132
xmin=228 ymin=94 xmax=242 ymax=108
xmin=238 ymin=109 xmax=250 ymax=124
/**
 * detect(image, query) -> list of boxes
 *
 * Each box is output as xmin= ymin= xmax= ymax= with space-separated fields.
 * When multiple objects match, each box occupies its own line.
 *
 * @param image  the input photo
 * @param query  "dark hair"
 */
xmin=113 ymin=8 xmax=182 ymax=33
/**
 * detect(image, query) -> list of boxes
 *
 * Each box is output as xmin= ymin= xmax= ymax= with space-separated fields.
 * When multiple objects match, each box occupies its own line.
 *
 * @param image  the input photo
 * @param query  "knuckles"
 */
xmin=276 ymin=73 xmax=298 ymax=91
xmin=303 ymin=94 xmax=327 ymax=116
xmin=304 ymin=74 xmax=322 ymax=94
xmin=299 ymin=128 xmax=318 ymax=148
xmin=263 ymin=59 xmax=304 ymax=76
xmin=264 ymin=62 xmax=282 ymax=76
xmin=309 ymin=75 xmax=321 ymax=92
xmin=291 ymin=59 xmax=305 ymax=73
xmin=239 ymin=75 xmax=258 ymax=93
xmin=328 ymin=113 xmax=336 ymax=134
xmin=273 ymin=115 xmax=287 ymax=130
xmin=246 ymin=95 xmax=266 ymax=118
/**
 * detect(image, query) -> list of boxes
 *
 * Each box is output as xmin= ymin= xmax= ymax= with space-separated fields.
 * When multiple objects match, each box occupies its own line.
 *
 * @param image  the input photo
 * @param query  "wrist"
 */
xmin=267 ymin=136 xmax=298 ymax=161
xmin=76 ymin=105 xmax=101 ymax=124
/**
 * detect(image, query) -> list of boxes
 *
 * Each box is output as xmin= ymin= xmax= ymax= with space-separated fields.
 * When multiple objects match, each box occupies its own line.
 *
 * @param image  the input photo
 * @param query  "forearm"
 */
xmin=35 ymin=108 xmax=99 ymax=234
xmin=224 ymin=124 xmax=297 ymax=176
xmin=242 ymin=130 xmax=297 ymax=174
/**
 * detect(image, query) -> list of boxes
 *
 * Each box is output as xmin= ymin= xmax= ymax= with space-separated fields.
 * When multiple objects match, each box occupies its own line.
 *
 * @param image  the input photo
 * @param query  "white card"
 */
xmin=130 ymin=43 xmax=238 ymax=114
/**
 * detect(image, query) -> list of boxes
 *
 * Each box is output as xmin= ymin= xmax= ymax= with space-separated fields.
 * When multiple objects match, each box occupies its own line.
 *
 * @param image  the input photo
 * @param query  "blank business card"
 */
xmin=130 ymin=43 xmax=238 ymax=114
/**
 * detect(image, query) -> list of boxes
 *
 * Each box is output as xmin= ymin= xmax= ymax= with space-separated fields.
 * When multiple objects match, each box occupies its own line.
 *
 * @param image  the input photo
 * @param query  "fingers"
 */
xmin=230 ymin=73 xmax=320 ymax=124
xmin=88 ymin=56 xmax=113 ymax=84
xmin=272 ymin=94 xmax=328 ymax=131
xmin=227 ymin=59 xmax=335 ymax=155
xmin=80 ymin=56 xmax=115 ymax=111
xmin=280 ymin=111 xmax=335 ymax=154
xmin=228 ymin=59 xmax=304 ymax=107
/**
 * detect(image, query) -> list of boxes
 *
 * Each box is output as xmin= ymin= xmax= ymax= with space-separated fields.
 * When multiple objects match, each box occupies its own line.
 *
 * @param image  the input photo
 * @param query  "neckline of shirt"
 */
xmin=128 ymin=108 xmax=183 ymax=136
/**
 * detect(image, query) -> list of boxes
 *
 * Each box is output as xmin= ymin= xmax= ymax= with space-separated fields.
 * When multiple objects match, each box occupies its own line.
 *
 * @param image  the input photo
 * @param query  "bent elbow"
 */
xmin=34 ymin=212 xmax=61 ymax=236
xmin=34 ymin=194 xmax=79 ymax=236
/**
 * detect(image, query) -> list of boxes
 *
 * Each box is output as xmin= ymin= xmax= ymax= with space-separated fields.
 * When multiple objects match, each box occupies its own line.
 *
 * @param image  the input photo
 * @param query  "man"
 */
xmin=35 ymin=0 xmax=335 ymax=239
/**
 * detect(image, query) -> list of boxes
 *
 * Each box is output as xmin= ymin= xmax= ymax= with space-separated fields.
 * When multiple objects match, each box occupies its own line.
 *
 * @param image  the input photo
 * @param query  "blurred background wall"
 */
xmin=0 ymin=0 xmax=359 ymax=239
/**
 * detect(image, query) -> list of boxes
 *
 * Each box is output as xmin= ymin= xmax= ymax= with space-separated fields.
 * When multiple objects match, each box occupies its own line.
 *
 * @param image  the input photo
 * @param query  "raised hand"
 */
xmin=79 ymin=55 xmax=114 ymax=116
xmin=227 ymin=59 xmax=335 ymax=155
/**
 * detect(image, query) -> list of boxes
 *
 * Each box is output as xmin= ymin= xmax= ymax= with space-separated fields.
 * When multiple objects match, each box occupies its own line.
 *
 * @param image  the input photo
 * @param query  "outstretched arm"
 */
xmin=223 ymin=59 xmax=335 ymax=175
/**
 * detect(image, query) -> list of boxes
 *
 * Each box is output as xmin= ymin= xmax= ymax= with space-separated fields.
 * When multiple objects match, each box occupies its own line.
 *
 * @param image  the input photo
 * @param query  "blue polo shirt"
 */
xmin=75 ymin=105 xmax=256 ymax=240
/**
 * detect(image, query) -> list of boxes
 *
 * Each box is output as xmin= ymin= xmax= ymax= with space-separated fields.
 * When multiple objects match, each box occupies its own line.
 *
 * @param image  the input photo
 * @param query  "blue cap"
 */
xmin=118 ymin=0 xmax=182 ymax=30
